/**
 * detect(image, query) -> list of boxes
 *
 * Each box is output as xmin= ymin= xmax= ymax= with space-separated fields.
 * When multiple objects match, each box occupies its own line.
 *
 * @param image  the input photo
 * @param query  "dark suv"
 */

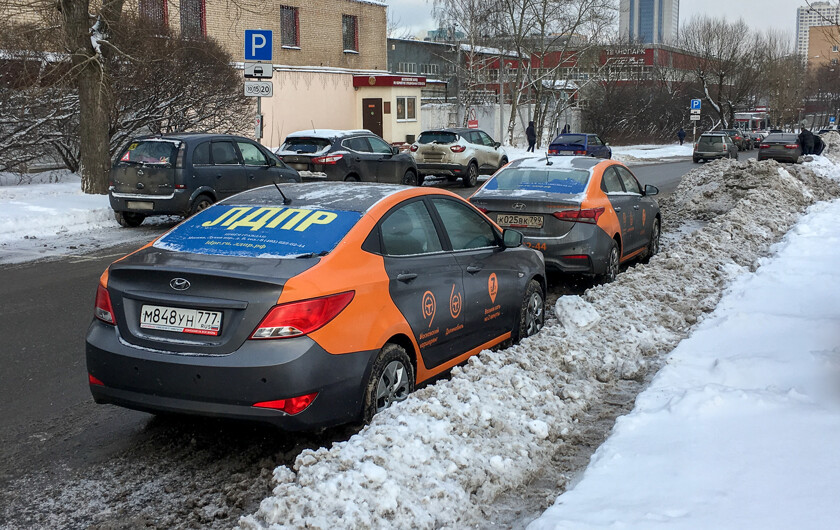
xmin=276 ymin=129 xmax=420 ymax=185
xmin=110 ymin=133 xmax=300 ymax=227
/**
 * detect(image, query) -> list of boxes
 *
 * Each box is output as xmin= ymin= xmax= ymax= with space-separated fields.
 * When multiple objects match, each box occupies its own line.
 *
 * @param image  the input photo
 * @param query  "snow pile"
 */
xmin=611 ymin=144 xmax=692 ymax=164
xmin=528 ymin=198 xmax=840 ymax=529
xmin=241 ymin=158 xmax=840 ymax=527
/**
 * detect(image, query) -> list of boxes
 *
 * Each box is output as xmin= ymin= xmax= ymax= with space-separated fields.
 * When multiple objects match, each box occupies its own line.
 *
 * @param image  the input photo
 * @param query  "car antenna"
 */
xmin=273 ymin=181 xmax=292 ymax=205
xmin=311 ymin=120 xmax=316 ymax=133
xmin=545 ymin=152 xmax=552 ymax=165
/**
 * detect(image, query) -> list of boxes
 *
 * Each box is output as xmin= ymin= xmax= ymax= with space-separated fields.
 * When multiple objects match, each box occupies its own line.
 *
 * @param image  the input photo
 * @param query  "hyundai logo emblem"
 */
xmin=137 ymin=169 xmax=144 ymax=177
xmin=170 ymin=278 xmax=191 ymax=291
xmin=512 ymin=202 xmax=526 ymax=211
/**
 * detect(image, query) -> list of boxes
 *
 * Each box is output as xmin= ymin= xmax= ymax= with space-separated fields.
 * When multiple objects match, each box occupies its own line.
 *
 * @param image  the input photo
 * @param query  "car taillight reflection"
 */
xmin=251 ymin=291 xmax=355 ymax=339
xmin=312 ymin=154 xmax=344 ymax=165
xmin=409 ymin=144 xmax=418 ymax=152
xmin=450 ymin=145 xmax=466 ymax=153
xmin=784 ymin=144 xmax=799 ymax=149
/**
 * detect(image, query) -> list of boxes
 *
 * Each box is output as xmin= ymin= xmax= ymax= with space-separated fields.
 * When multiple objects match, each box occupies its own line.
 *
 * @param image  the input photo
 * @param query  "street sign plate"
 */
xmin=690 ymin=99 xmax=701 ymax=110
xmin=690 ymin=114 xmax=701 ymax=121
xmin=244 ymin=62 xmax=273 ymax=79
xmin=245 ymin=30 xmax=272 ymax=61
xmin=244 ymin=81 xmax=273 ymax=97
xmin=690 ymin=109 xmax=701 ymax=114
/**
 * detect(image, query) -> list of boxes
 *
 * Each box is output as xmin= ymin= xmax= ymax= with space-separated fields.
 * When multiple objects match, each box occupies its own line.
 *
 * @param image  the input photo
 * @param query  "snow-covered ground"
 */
xmin=502 ymin=143 xmax=692 ymax=166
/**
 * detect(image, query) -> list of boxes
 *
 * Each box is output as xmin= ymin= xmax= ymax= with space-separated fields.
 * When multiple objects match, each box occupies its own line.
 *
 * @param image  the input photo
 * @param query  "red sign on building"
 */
xmin=353 ymin=75 xmax=427 ymax=87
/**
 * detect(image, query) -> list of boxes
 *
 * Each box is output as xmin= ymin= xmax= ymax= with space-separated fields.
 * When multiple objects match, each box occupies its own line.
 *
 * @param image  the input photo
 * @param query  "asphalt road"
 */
xmin=0 ymin=152 xmax=756 ymax=526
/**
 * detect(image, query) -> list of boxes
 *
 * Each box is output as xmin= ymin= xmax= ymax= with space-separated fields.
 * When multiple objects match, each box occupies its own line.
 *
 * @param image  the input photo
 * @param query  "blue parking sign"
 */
xmin=831 ymin=116 xmax=836 ymax=124
xmin=245 ymin=30 xmax=272 ymax=61
xmin=690 ymin=99 xmax=702 ymax=110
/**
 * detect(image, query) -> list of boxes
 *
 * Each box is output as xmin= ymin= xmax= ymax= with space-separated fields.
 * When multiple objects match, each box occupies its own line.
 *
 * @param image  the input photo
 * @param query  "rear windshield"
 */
xmin=484 ymin=167 xmax=591 ymax=194
xmin=550 ymin=134 xmax=586 ymax=146
xmin=418 ymin=131 xmax=459 ymax=144
xmin=115 ymin=140 xmax=180 ymax=167
xmin=279 ymin=137 xmax=332 ymax=154
xmin=153 ymin=204 xmax=362 ymax=259
xmin=698 ymin=136 xmax=726 ymax=147
xmin=765 ymin=134 xmax=797 ymax=142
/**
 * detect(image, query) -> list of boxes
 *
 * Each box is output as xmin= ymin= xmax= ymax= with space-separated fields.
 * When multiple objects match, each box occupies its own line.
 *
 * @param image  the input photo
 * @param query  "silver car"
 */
xmin=693 ymin=133 xmax=738 ymax=163
xmin=409 ymin=128 xmax=508 ymax=187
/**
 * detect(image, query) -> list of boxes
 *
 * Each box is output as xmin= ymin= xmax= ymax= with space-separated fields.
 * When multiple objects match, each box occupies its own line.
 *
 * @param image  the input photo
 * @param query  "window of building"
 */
xmin=397 ymin=62 xmax=417 ymax=74
xmin=420 ymin=63 xmax=439 ymax=76
xmin=396 ymin=96 xmax=416 ymax=121
xmin=139 ymin=0 xmax=168 ymax=26
xmin=342 ymin=15 xmax=358 ymax=52
xmin=180 ymin=0 xmax=205 ymax=39
xmin=280 ymin=6 xmax=299 ymax=47
xmin=833 ymin=45 xmax=839 ymax=52
xmin=832 ymin=58 xmax=839 ymax=65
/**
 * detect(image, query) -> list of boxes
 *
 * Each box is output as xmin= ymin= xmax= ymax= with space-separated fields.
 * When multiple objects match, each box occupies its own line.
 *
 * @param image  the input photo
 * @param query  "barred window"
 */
xmin=342 ymin=15 xmax=358 ymax=52
xmin=180 ymin=0 xmax=205 ymax=39
xmin=397 ymin=62 xmax=417 ymax=74
xmin=280 ymin=6 xmax=299 ymax=47
xmin=139 ymin=0 xmax=167 ymax=26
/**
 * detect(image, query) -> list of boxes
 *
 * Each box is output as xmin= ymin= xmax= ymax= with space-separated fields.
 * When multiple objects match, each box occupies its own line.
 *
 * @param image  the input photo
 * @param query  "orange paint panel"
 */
xmin=415 ymin=332 xmax=510 ymax=382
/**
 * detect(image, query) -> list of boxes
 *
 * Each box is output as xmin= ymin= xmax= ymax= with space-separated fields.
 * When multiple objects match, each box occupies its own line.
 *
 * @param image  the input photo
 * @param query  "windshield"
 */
xmin=484 ymin=167 xmax=591 ymax=194
xmin=550 ymin=134 xmax=586 ymax=146
xmin=153 ymin=204 xmax=363 ymax=259
xmin=418 ymin=131 xmax=459 ymax=144
xmin=115 ymin=140 xmax=180 ymax=167
xmin=279 ymin=137 xmax=332 ymax=154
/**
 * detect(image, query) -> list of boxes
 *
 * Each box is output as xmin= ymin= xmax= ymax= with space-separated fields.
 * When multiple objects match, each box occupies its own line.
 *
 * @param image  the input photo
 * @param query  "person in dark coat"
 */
xmin=814 ymin=135 xmax=825 ymax=156
xmin=526 ymin=121 xmax=536 ymax=152
xmin=798 ymin=128 xmax=815 ymax=155
xmin=562 ymin=123 xmax=570 ymax=134
xmin=677 ymin=127 xmax=686 ymax=145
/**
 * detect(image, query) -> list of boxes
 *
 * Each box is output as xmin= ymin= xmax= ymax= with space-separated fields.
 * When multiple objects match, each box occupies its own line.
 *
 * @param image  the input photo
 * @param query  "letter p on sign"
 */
xmin=245 ymin=30 xmax=272 ymax=61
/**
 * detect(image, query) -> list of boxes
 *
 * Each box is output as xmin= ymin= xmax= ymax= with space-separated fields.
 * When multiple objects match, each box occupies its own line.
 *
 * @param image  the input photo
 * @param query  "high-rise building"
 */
xmin=797 ymin=2 xmax=840 ymax=59
xmin=619 ymin=0 xmax=680 ymax=45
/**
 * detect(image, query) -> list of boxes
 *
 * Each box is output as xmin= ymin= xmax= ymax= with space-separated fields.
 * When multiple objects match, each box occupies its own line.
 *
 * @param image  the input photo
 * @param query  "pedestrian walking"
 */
xmin=798 ymin=128 xmax=815 ymax=155
xmin=526 ymin=121 xmax=536 ymax=152
xmin=677 ymin=127 xmax=686 ymax=145
xmin=562 ymin=123 xmax=570 ymax=134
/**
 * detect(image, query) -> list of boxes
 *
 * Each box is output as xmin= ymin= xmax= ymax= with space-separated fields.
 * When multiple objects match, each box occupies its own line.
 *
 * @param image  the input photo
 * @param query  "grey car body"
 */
xmin=468 ymin=157 xmax=660 ymax=279
xmin=276 ymin=129 xmax=419 ymax=185
xmin=693 ymin=133 xmax=739 ymax=163
xmin=757 ymin=133 xmax=802 ymax=163
xmin=409 ymin=128 xmax=508 ymax=187
xmin=110 ymin=133 xmax=300 ymax=227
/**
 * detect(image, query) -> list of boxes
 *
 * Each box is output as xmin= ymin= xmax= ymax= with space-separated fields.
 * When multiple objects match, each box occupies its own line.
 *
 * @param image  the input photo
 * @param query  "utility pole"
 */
xmin=499 ymin=56 xmax=505 ymax=142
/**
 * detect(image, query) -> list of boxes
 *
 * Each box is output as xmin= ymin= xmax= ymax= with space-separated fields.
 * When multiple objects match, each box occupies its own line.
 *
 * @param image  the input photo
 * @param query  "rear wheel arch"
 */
xmin=344 ymin=174 xmax=360 ymax=182
xmin=382 ymin=333 xmax=418 ymax=381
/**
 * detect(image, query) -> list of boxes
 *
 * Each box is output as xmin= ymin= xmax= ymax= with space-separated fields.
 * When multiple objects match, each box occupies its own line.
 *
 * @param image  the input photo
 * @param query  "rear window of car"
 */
xmin=765 ymin=134 xmax=797 ymax=142
xmin=550 ymin=134 xmax=587 ymax=146
xmin=418 ymin=131 xmax=459 ymax=144
xmin=280 ymin=137 xmax=332 ymax=154
xmin=153 ymin=204 xmax=363 ymax=259
xmin=116 ymin=140 xmax=180 ymax=167
xmin=483 ymin=167 xmax=591 ymax=194
xmin=698 ymin=136 xmax=726 ymax=147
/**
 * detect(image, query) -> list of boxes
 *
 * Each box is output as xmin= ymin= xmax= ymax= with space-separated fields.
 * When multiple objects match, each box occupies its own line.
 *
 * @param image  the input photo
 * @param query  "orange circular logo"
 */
xmin=368 ymin=76 xmax=376 ymax=86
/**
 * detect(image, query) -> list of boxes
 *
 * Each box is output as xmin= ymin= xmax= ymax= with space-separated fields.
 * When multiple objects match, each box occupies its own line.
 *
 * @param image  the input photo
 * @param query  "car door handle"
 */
xmin=354 ymin=157 xmax=362 ymax=162
xmin=614 ymin=207 xmax=622 ymax=212
xmin=249 ymin=175 xmax=255 ymax=180
xmin=466 ymin=265 xmax=483 ymax=274
xmin=396 ymin=272 xmax=417 ymax=283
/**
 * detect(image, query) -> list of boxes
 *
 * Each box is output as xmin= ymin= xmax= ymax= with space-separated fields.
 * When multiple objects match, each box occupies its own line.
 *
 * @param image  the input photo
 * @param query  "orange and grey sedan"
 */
xmin=469 ymin=157 xmax=660 ymax=282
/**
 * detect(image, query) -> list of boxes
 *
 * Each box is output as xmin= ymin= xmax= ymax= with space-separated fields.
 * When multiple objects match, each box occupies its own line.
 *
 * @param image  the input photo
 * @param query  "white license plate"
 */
xmin=140 ymin=305 xmax=222 ymax=336
xmin=127 ymin=201 xmax=154 ymax=210
xmin=497 ymin=214 xmax=543 ymax=228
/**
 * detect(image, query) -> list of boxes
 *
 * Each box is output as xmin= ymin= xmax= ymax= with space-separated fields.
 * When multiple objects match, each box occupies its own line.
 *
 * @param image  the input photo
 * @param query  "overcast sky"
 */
xmin=387 ymin=0 xmax=801 ymax=43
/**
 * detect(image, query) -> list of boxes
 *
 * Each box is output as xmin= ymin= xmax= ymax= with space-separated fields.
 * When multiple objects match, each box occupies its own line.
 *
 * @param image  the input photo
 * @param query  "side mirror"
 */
xmin=494 ymin=141 xmax=501 ymax=149
xmin=391 ymin=146 xmax=400 ymax=155
xmin=605 ymin=142 xmax=610 ymax=146
xmin=644 ymin=184 xmax=659 ymax=196
xmin=502 ymin=229 xmax=523 ymax=248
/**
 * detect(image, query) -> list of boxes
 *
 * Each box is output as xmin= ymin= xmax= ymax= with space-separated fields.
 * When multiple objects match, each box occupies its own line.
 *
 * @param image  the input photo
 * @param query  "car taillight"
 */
xmin=475 ymin=207 xmax=488 ymax=213
xmin=759 ymin=144 xmax=770 ymax=149
xmin=553 ymin=207 xmax=605 ymax=224
xmin=784 ymin=144 xmax=799 ymax=149
xmin=574 ymin=150 xmax=586 ymax=155
xmin=312 ymin=154 xmax=344 ymax=164
xmin=548 ymin=149 xmax=558 ymax=154
xmin=253 ymin=392 xmax=318 ymax=415
xmin=94 ymin=285 xmax=115 ymax=325
xmin=88 ymin=374 xmax=104 ymax=386
xmin=410 ymin=144 xmax=418 ymax=152
xmin=450 ymin=145 xmax=466 ymax=153
xmin=251 ymin=291 xmax=355 ymax=339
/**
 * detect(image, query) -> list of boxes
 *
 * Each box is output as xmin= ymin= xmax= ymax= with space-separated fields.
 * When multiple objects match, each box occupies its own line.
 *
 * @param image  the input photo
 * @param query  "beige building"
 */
xmin=807 ymin=25 xmax=840 ymax=68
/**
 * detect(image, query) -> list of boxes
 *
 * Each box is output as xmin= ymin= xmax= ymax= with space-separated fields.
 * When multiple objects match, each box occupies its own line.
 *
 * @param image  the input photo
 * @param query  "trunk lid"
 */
xmin=111 ymin=139 xmax=182 ymax=196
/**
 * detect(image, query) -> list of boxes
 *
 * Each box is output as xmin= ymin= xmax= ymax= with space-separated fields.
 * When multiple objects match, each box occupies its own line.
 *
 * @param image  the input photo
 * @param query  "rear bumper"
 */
xmin=522 ymin=224 xmax=614 ymax=275
xmin=416 ymin=163 xmax=466 ymax=177
xmin=693 ymin=151 xmax=730 ymax=160
xmin=85 ymin=320 xmax=377 ymax=430
xmin=109 ymin=189 xmax=191 ymax=216
xmin=757 ymin=153 xmax=799 ymax=163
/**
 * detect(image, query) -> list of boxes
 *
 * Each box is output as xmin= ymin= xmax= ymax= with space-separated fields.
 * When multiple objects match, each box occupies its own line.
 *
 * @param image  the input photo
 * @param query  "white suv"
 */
xmin=409 ymin=128 xmax=508 ymax=187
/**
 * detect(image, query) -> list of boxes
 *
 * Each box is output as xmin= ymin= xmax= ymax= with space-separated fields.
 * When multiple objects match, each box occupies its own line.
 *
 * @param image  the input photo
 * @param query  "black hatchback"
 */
xmin=110 ymin=133 xmax=300 ymax=227
xmin=276 ymin=129 xmax=420 ymax=186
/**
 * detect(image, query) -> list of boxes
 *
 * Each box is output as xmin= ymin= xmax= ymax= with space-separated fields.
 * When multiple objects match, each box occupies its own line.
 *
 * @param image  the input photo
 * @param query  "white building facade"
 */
xmin=619 ymin=0 xmax=680 ymax=45
xmin=796 ymin=2 xmax=840 ymax=59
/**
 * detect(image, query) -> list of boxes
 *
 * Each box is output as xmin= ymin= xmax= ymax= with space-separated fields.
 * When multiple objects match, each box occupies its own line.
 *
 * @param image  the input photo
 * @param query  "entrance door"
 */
xmin=362 ymin=98 xmax=383 ymax=138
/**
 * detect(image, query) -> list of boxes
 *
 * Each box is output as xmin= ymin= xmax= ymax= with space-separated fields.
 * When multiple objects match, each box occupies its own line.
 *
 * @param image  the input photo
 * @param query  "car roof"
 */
xmin=507 ymin=156 xmax=603 ymax=170
xmin=132 ymin=133 xmax=249 ymax=142
xmin=700 ymin=132 xmax=727 ymax=136
xmin=420 ymin=128 xmax=484 ymax=134
xmin=285 ymin=129 xmax=374 ymax=140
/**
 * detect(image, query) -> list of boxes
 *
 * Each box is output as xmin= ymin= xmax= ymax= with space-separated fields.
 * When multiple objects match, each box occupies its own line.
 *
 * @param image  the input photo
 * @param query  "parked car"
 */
xmin=757 ymin=133 xmax=802 ymax=163
xmin=409 ymin=128 xmax=508 ymax=187
xmin=693 ymin=132 xmax=739 ymax=162
xmin=277 ymin=129 xmax=420 ymax=185
xmin=469 ymin=157 xmax=660 ymax=283
xmin=110 ymin=133 xmax=300 ymax=227
xmin=720 ymin=129 xmax=749 ymax=151
xmin=86 ymin=182 xmax=545 ymax=430
xmin=748 ymin=132 xmax=764 ymax=148
xmin=547 ymin=133 xmax=612 ymax=158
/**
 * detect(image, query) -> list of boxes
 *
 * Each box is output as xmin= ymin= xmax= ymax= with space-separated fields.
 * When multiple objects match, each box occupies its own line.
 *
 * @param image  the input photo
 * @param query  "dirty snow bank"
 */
xmin=241 ymin=153 xmax=840 ymax=527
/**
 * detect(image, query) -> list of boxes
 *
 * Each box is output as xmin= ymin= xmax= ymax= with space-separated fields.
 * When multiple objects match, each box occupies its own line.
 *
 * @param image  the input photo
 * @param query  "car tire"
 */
xmin=114 ymin=211 xmax=145 ymax=228
xmin=189 ymin=195 xmax=214 ymax=216
xmin=462 ymin=161 xmax=478 ymax=188
xmin=642 ymin=218 xmax=660 ymax=263
xmin=344 ymin=175 xmax=360 ymax=182
xmin=513 ymin=279 xmax=544 ymax=344
xmin=693 ymin=157 xmax=699 ymax=163
xmin=598 ymin=240 xmax=620 ymax=284
xmin=402 ymin=169 xmax=419 ymax=186
xmin=362 ymin=343 xmax=414 ymax=424
xmin=498 ymin=156 xmax=509 ymax=171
